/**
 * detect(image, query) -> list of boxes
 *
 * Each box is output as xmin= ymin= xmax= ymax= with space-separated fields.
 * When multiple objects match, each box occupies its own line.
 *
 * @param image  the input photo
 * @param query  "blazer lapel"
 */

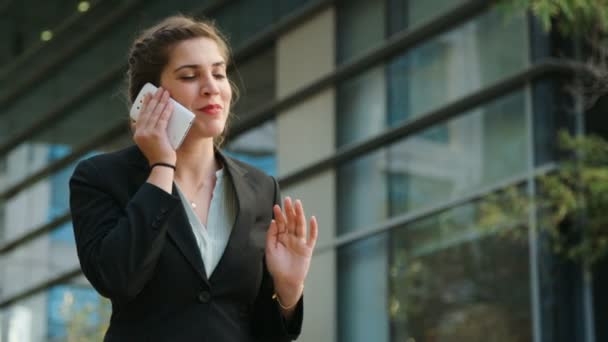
xmin=166 ymin=187 xmax=210 ymax=284
xmin=125 ymin=146 xmax=258 ymax=286
xmin=208 ymin=151 xmax=257 ymax=284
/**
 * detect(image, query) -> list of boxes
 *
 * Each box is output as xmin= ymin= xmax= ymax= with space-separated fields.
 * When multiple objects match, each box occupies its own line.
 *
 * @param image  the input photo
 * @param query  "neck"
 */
xmin=175 ymin=136 xmax=220 ymax=187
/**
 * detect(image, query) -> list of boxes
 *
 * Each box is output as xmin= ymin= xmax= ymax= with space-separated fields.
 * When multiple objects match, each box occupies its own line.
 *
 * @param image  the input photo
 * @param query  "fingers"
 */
xmin=284 ymin=197 xmax=297 ymax=235
xmin=141 ymin=88 xmax=161 ymax=129
xmin=294 ymin=199 xmax=306 ymax=238
xmin=274 ymin=197 xmax=317 ymax=245
xmin=267 ymin=219 xmax=278 ymax=248
xmin=156 ymin=100 xmax=174 ymax=129
xmin=273 ymin=204 xmax=287 ymax=234
xmin=150 ymin=90 xmax=171 ymax=129
xmin=139 ymin=88 xmax=170 ymax=130
xmin=307 ymin=216 xmax=318 ymax=249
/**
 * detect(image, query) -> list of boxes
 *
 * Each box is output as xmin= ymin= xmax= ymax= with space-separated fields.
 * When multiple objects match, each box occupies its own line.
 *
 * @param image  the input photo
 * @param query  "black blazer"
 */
xmin=69 ymin=145 xmax=303 ymax=342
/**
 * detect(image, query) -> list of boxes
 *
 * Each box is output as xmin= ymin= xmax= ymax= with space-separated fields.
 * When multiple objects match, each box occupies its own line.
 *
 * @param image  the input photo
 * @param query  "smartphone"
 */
xmin=129 ymin=82 xmax=195 ymax=150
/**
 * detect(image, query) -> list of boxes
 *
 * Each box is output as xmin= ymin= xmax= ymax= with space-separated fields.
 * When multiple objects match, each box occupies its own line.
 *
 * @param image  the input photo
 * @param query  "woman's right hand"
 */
xmin=132 ymin=87 xmax=177 ymax=166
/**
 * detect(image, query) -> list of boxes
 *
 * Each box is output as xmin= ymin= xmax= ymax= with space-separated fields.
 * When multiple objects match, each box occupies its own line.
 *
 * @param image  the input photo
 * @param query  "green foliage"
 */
xmin=498 ymin=0 xmax=608 ymax=35
xmin=60 ymin=295 xmax=111 ymax=342
xmin=478 ymin=132 xmax=608 ymax=265
xmin=487 ymin=1 xmax=608 ymax=265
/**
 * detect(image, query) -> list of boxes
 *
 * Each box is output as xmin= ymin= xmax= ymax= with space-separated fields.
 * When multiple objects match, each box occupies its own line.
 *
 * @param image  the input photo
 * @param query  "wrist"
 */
xmin=150 ymin=162 xmax=176 ymax=170
xmin=273 ymin=283 xmax=304 ymax=309
xmin=146 ymin=163 xmax=175 ymax=195
xmin=148 ymin=156 xmax=176 ymax=166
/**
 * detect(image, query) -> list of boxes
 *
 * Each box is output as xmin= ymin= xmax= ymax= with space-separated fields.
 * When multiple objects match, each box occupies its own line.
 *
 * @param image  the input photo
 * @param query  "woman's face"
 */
xmin=159 ymin=37 xmax=232 ymax=139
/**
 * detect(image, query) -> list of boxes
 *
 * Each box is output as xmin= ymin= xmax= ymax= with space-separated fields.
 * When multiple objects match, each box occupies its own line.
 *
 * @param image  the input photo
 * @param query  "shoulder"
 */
xmin=220 ymin=151 xmax=279 ymax=194
xmin=220 ymin=151 xmax=274 ymax=180
xmin=75 ymin=145 xmax=145 ymax=172
xmin=71 ymin=145 xmax=146 ymax=186
xmin=83 ymin=145 xmax=146 ymax=170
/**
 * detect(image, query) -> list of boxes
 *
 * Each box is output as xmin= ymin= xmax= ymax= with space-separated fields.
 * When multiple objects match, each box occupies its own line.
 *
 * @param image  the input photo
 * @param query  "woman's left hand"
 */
xmin=266 ymin=197 xmax=318 ymax=308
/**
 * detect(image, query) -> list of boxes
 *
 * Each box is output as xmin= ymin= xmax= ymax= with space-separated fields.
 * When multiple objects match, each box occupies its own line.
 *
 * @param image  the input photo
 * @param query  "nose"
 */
xmin=201 ymin=73 xmax=220 ymax=96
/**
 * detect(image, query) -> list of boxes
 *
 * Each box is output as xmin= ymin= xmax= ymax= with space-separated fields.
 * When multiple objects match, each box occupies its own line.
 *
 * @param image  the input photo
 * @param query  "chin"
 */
xmin=191 ymin=121 xmax=226 ymax=138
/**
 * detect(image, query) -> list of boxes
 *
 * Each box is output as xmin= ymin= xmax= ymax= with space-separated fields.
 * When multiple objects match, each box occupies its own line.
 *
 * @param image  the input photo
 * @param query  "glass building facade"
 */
xmin=0 ymin=0 xmax=606 ymax=341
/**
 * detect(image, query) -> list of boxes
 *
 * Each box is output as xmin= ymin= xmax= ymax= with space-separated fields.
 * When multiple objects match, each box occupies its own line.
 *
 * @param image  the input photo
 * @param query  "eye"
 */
xmin=213 ymin=74 xmax=226 ymax=80
xmin=180 ymin=75 xmax=196 ymax=80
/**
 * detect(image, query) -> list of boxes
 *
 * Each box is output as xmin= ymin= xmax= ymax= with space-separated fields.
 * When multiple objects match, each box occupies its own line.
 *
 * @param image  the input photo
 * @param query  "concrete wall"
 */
xmin=276 ymin=7 xmax=336 ymax=342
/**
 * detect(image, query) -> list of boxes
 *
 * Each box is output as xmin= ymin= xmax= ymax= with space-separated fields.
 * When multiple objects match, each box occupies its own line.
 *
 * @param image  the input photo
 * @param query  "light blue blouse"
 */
xmin=175 ymin=168 xmax=237 ymax=278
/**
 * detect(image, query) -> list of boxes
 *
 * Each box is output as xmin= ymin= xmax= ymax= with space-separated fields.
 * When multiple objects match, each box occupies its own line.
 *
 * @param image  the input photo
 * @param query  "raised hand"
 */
xmin=265 ymin=197 xmax=318 ymax=310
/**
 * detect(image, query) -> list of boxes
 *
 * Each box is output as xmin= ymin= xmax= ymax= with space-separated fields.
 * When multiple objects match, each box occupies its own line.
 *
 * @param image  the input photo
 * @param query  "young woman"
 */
xmin=69 ymin=15 xmax=317 ymax=341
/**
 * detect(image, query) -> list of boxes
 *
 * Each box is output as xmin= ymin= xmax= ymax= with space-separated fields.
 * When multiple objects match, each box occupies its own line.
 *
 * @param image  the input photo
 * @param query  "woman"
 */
xmin=69 ymin=15 xmax=318 ymax=341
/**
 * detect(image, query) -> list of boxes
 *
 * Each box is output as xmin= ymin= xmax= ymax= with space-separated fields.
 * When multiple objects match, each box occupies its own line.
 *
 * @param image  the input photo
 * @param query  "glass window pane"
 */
xmin=336 ymin=0 xmax=385 ymax=63
xmin=337 ymin=66 xmax=387 ymax=146
xmin=0 ymin=276 xmax=109 ymax=342
xmin=338 ymin=233 xmax=390 ymax=342
xmin=337 ymin=0 xmax=467 ymax=64
xmin=225 ymin=120 xmax=277 ymax=176
xmin=0 ymin=225 xmax=79 ymax=301
xmin=338 ymin=199 xmax=532 ymax=342
xmin=388 ymin=8 xmax=529 ymax=127
xmin=278 ymin=0 xmax=312 ymax=16
xmin=0 ymin=83 xmax=129 ymax=191
xmin=0 ymin=134 xmax=131 ymax=244
xmin=339 ymin=6 xmax=529 ymax=147
xmin=217 ymin=0 xmax=312 ymax=49
xmin=231 ymin=48 xmax=276 ymax=119
xmin=338 ymin=90 xmax=530 ymax=232
xmin=389 ymin=202 xmax=531 ymax=341
xmin=225 ymin=46 xmax=276 ymax=176
xmin=387 ymin=0 xmax=467 ymax=34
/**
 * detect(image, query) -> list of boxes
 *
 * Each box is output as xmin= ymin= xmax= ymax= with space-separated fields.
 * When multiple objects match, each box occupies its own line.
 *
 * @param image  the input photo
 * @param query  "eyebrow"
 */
xmin=173 ymin=62 xmax=226 ymax=72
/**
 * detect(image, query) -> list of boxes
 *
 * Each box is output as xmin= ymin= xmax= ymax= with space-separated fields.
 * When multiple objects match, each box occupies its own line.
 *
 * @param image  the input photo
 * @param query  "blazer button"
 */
xmin=198 ymin=291 xmax=211 ymax=303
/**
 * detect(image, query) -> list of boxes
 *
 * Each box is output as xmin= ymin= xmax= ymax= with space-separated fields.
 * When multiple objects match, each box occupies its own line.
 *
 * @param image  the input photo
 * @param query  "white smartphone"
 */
xmin=129 ymin=82 xmax=195 ymax=150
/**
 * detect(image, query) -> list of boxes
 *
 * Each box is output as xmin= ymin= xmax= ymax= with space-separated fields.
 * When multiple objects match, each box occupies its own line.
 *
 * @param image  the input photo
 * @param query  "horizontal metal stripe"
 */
xmin=278 ymin=61 xmax=573 ymax=188
xmin=229 ymin=0 xmax=493 ymax=136
xmin=0 ymin=63 xmax=125 ymax=160
xmin=0 ymin=0 xmax=331 ymax=166
xmin=315 ymin=163 xmax=557 ymax=254
xmin=0 ymin=0 xmax=108 ymax=80
xmin=0 ymin=267 xmax=82 ymax=308
xmin=0 ymin=62 xmax=572 ymax=254
xmin=0 ymin=123 xmax=128 ymax=201
xmin=0 ymin=0 xmax=148 ymax=111
xmin=0 ymin=212 xmax=71 ymax=255
xmin=224 ymin=0 xmax=334 ymax=63
xmin=0 ymin=163 xmax=556 ymax=308
xmin=0 ymin=0 xmax=238 ymax=114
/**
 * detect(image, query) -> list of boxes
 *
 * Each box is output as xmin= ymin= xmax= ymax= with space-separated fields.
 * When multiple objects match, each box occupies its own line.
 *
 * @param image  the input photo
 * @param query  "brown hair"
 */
xmin=126 ymin=14 xmax=238 ymax=146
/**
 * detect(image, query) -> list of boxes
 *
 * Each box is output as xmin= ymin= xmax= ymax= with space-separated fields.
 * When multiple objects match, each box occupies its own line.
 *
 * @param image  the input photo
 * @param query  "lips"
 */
xmin=198 ymin=104 xmax=223 ymax=115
